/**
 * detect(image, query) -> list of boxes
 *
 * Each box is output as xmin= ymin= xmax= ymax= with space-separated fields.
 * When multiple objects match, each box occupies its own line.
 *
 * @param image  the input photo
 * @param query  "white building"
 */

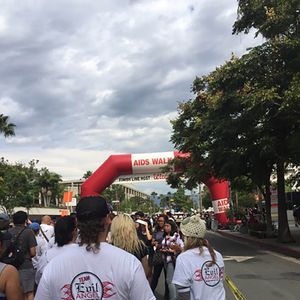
xmin=61 ymin=179 xmax=149 ymax=201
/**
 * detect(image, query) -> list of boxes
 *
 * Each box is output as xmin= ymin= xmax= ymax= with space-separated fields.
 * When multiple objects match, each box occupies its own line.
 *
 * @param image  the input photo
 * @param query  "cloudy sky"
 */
xmin=0 ymin=0 xmax=261 ymax=195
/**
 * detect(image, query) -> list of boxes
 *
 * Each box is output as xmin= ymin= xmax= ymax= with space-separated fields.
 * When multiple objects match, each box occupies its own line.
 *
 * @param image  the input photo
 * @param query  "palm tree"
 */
xmin=37 ymin=168 xmax=62 ymax=207
xmin=0 ymin=114 xmax=15 ymax=137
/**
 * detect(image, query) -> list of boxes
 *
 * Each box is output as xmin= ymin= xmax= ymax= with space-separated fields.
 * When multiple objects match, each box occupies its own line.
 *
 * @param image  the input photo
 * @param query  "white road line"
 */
xmin=223 ymin=256 xmax=254 ymax=262
xmin=261 ymin=250 xmax=300 ymax=265
xmin=210 ymin=231 xmax=300 ymax=265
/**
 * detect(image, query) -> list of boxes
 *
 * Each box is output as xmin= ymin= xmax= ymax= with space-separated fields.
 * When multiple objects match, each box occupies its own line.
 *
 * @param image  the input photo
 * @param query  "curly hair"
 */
xmin=77 ymin=218 xmax=106 ymax=253
xmin=110 ymin=214 xmax=145 ymax=255
xmin=184 ymin=236 xmax=216 ymax=266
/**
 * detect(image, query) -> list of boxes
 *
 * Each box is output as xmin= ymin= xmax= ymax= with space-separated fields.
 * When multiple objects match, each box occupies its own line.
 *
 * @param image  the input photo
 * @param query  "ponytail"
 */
xmin=184 ymin=237 xmax=216 ymax=266
xmin=202 ymin=239 xmax=216 ymax=266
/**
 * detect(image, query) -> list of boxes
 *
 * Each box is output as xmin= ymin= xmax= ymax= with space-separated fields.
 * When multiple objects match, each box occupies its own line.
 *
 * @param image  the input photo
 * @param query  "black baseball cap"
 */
xmin=76 ymin=196 xmax=110 ymax=221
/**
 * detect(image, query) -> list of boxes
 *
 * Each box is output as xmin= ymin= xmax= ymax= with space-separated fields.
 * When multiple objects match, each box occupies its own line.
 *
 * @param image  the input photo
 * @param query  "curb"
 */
xmin=217 ymin=230 xmax=300 ymax=259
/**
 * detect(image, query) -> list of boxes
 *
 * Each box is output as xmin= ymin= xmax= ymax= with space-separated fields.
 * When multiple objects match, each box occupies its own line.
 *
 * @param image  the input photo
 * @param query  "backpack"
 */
xmin=1 ymin=228 xmax=26 ymax=269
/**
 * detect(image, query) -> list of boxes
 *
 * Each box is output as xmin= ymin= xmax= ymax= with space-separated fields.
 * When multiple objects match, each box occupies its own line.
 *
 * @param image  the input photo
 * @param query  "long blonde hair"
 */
xmin=110 ymin=214 xmax=145 ymax=255
xmin=184 ymin=236 xmax=216 ymax=266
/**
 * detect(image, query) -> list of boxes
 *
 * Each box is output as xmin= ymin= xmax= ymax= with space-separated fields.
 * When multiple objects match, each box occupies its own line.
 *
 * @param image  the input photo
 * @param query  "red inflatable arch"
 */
xmin=81 ymin=151 xmax=229 ymax=224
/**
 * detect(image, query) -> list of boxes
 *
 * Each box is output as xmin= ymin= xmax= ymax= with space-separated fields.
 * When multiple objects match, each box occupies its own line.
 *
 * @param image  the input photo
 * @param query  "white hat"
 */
xmin=180 ymin=215 xmax=206 ymax=238
xmin=136 ymin=219 xmax=147 ymax=226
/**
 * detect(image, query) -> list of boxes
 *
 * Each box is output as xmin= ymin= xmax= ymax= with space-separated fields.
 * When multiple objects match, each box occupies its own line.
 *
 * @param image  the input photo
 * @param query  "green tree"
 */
xmin=0 ymin=158 xmax=63 ymax=212
xmin=37 ymin=168 xmax=63 ymax=207
xmin=101 ymin=184 xmax=125 ymax=204
xmin=168 ymin=39 xmax=299 ymax=241
xmin=233 ymin=0 xmax=300 ymax=39
xmin=201 ymin=187 xmax=212 ymax=209
xmin=0 ymin=114 xmax=15 ymax=137
xmin=119 ymin=195 xmax=158 ymax=214
xmin=0 ymin=158 xmax=19 ymax=214
xmin=121 ymin=195 xmax=144 ymax=212
xmin=173 ymin=187 xmax=193 ymax=212
xmin=0 ymin=159 xmax=40 ymax=214
xmin=159 ymin=192 xmax=172 ymax=209
xmin=233 ymin=0 xmax=300 ymax=241
xmin=82 ymin=170 xmax=93 ymax=179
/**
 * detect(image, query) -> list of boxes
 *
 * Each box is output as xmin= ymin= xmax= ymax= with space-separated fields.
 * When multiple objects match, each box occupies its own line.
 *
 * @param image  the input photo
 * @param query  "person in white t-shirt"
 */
xmin=35 ymin=196 xmax=155 ymax=300
xmin=172 ymin=215 xmax=225 ymax=300
xmin=35 ymin=216 xmax=77 ymax=285
xmin=39 ymin=215 xmax=54 ymax=243
xmin=28 ymin=222 xmax=47 ymax=270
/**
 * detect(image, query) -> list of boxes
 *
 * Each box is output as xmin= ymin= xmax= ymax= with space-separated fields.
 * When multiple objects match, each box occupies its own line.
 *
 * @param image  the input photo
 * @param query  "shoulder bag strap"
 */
xmin=13 ymin=227 xmax=27 ymax=242
xmin=39 ymin=227 xmax=49 ymax=243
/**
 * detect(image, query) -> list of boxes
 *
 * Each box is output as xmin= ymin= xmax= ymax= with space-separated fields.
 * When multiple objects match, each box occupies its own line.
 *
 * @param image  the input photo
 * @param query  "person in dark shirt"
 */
xmin=0 ymin=214 xmax=12 ymax=260
xmin=136 ymin=218 xmax=154 ymax=280
xmin=151 ymin=215 xmax=169 ymax=298
xmin=0 ymin=230 xmax=23 ymax=300
xmin=8 ymin=211 xmax=37 ymax=300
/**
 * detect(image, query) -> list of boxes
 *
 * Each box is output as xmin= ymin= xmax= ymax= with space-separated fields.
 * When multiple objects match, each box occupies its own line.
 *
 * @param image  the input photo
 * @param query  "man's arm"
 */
xmin=27 ymin=229 xmax=37 ymax=257
xmin=29 ymin=246 xmax=36 ymax=258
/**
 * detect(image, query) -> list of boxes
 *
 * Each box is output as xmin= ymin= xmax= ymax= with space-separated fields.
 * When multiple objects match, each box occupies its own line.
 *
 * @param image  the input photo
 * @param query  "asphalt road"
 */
xmin=155 ymin=231 xmax=300 ymax=300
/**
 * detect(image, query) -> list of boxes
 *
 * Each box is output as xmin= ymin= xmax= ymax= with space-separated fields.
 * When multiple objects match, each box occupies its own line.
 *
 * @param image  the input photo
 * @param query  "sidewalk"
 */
xmin=217 ymin=225 xmax=300 ymax=259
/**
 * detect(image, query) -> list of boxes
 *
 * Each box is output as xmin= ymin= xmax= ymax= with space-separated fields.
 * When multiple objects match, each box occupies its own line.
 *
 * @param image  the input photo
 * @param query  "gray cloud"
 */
xmin=0 ymin=0 xmax=260 ymax=193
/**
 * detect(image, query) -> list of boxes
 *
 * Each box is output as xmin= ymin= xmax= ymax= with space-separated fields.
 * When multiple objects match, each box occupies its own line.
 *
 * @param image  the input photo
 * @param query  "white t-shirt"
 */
xmin=172 ymin=247 xmax=225 ymax=300
xmin=35 ymin=242 xmax=155 ymax=300
xmin=36 ymin=243 xmax=77 ymax=284
xmin=40 ymin=223 xmax=55 ymax=242
xmin=47 ymin=236 xmax=56 ymax=249
xmin=32 ymin=235 xmax=48 ymax=269
xmin=161 ymin=233 xmax=184 ymax=263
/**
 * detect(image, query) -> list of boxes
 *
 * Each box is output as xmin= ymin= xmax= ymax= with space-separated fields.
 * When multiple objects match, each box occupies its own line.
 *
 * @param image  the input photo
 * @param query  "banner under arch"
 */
xmin=81 ymin=151 xmax=230 ymax=224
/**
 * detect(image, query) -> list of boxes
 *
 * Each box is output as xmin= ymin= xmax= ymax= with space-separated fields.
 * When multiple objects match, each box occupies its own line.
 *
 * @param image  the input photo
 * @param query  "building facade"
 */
xmin=61 ymin=179 xmax=149 ymax=201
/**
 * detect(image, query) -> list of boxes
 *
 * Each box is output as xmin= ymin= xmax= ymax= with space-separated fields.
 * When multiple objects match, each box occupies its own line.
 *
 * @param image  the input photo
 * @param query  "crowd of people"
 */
xmin=0 ymin=196 xmax=226 ymax=300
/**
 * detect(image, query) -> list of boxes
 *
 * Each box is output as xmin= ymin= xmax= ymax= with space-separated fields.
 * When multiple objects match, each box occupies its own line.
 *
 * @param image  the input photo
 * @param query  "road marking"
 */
xmin=262 ymin=250 xmax=300 ymax=265
xmin=223 ymin=256 xmax=254 ymax=263
xmin=211 ymin=231 xmax=300 ymax=264
xmin=225 ymin=275 xmax=247 ymax=300
xmin=210 ymin=230 xmax=300 ymax=272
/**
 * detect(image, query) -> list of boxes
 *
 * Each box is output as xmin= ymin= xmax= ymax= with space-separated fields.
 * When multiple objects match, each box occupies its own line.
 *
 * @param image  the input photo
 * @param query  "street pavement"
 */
xmin=218 ymin=224 xmax=300 ymax=259
xmin=154 ymin=228 xmax=300 ymax=300
xmin=209 ymin=230 xmax=300 ymax=299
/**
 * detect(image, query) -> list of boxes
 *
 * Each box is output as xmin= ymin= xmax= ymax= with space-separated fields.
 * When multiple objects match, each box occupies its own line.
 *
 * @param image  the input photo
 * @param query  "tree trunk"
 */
xmin=41 ymin=188 xmax=47 ymax=207
xmin=277 ymin=161 xmax=294 ymax=243
xmin=38 ymin=192 xmax=42 ymax=205
xmin=46 ymin=190 xmax=52 ymax=207
xmin=263 ymin=179 xmax=273 ymax=234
